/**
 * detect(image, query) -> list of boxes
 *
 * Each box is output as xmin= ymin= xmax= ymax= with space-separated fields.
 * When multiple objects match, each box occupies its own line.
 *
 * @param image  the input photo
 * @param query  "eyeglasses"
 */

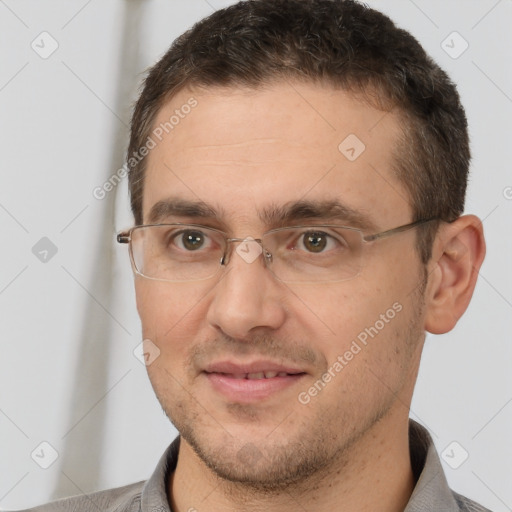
xmin=117 ymin=219 xmax=436 ymax=284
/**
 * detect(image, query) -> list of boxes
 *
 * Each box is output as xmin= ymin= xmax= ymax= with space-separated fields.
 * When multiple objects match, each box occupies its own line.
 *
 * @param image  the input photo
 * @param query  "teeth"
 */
xmin=244 ymin=371 xmax=287 ymax=379
xmin=218 ymin=371 xmax=295 ymax=379
xmin=247 ymin=372 xmax=265 ymax=379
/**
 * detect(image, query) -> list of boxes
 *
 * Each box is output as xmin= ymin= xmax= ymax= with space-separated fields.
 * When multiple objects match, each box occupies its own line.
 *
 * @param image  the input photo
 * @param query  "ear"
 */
xmin=424 ymin=215 xmax=486 ymax=334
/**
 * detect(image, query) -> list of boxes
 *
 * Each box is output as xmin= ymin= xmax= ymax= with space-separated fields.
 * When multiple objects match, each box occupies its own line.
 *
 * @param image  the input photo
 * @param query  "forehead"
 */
xmin=143 ymin=81 xmax=411 ymax=229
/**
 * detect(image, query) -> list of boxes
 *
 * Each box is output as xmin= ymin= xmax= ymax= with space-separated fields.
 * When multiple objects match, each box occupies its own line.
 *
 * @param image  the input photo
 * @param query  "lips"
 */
xmin=216 ymin=371 xmax=297 ymax=379
xmin=204 ymin=360 xmax=305 ymax=378
xmin=203 ymin=360 xmax=307 ymax=402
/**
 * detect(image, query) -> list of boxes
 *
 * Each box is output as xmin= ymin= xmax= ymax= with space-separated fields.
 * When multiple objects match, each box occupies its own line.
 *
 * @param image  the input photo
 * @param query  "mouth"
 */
xmin=208 ymin=370 xmax=303 ymax=379
xmin=202 ymin=361 xmax=307 ymax=403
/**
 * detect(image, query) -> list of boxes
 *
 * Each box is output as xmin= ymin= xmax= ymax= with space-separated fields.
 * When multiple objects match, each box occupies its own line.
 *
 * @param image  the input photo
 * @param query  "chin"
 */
xmin=177 ymin=420 xmax=336 ymax=492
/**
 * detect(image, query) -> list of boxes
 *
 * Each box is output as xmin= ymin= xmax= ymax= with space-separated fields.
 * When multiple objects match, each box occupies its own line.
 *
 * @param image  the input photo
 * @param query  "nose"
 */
xmin=206 ymin=238 xmax=287 ymax=341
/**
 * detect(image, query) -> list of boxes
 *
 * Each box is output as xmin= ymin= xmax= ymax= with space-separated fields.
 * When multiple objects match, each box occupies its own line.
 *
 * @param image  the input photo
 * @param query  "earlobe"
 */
xmin=424 ymin=215 xmax=486 ymax=334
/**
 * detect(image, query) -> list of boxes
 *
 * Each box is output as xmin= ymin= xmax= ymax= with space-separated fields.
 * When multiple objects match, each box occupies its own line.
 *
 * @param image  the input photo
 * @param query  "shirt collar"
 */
xmin=140 ymin=436 xmax=179 ymax=511
xmin=405 ymin=420 xmax=459 ymax=511
xmin=140 ymin=420 xmax=457 ymax=512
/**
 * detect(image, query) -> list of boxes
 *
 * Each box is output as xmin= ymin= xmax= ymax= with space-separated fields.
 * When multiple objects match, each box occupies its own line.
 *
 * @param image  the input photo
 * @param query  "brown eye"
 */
xmin=302 ymin=232 xmax=328 ymax=253
xmin=175 ymin=230 xmax=207 ymax=251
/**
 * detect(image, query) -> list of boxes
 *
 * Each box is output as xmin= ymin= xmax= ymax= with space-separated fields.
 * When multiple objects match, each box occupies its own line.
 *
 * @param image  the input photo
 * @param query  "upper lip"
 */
xmin=204 ymin=360 xmax=306 ymax=375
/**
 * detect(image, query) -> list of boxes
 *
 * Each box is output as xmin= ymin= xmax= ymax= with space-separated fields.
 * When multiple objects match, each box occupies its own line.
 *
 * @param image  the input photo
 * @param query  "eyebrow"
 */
xmin=147 ymin=197 xmax=378 ymax=232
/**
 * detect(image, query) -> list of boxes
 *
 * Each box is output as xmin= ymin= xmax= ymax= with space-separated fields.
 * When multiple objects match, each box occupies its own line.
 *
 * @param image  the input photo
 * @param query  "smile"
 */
xmin=203 ymin=366 xmax=307 ymax=403
xmin=208 ymin=371 xmax=303 ymax=379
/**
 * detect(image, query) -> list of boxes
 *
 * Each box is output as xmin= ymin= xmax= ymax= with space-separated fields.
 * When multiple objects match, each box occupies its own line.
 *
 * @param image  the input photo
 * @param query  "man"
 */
xmin=19 ymin=0 xmax=490 ymax=510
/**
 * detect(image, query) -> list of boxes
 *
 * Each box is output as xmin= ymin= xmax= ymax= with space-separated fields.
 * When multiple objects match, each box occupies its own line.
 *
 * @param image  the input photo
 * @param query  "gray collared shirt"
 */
xmin=16 ymin=420 xmax=492 ymax=511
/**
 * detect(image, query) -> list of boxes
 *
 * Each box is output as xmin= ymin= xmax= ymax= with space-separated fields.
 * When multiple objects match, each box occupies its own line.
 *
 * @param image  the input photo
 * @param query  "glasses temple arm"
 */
xmin=117 ymin=232 xmax=131 ymax=244
xmin=363 ymin=218 xmax=438 ymax=242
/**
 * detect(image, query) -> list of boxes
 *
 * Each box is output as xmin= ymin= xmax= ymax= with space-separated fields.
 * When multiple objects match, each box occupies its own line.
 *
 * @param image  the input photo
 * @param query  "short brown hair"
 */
xmin=128 ymin=0 xmax=470 ymax=263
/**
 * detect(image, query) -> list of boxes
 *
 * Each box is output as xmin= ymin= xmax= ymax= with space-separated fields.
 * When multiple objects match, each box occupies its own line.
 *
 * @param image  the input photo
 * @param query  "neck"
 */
xmin=168 ymin=413 xmax=415 ymax=512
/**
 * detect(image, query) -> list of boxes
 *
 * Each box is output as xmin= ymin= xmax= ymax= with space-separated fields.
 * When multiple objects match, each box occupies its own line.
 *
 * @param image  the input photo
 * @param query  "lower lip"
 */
xmin=204 ymin=372 xmax=305 ymax=403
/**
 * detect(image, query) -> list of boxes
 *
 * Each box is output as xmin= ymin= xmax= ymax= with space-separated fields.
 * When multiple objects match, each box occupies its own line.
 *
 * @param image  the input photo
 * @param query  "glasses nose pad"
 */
xmin=264 ymin=249 xmax=273 ymax=264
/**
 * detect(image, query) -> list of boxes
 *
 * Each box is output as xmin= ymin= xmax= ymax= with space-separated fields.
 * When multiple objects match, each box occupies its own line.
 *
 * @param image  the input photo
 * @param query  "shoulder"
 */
xmin=452 ymin=491 xmax=494 ymax=512
xmin=11 ymin=438 xmax=179 ymax=512
xmin=12 ymin=480 xmax=146 ymax=512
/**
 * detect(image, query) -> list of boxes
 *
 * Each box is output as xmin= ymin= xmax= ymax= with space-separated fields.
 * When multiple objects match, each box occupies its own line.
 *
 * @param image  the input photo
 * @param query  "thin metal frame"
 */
xmin=116 ymin=218 xmax=438 ymax=282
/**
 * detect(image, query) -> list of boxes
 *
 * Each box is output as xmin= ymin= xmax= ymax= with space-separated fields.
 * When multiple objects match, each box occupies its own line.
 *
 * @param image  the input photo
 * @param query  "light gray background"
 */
xmin=0 ymin=0 xmax=511 ymax=510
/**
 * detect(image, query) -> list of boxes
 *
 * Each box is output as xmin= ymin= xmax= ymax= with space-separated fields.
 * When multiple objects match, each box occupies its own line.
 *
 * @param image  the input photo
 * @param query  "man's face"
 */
xmin=135 ymin=82 xmax=427 ymax=487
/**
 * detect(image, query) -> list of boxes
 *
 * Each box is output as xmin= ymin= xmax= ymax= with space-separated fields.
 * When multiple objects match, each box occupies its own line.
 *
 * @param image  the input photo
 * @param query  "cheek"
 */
xmin=135 ymin=279 xmax=209 ymax=352
xmin=309 ymin=290 xmax=421 ymax=409
xmin=300 ymin=282 xmax=382 ymax=341
xmin=305 ymin=265 xmax=419 ymax=366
